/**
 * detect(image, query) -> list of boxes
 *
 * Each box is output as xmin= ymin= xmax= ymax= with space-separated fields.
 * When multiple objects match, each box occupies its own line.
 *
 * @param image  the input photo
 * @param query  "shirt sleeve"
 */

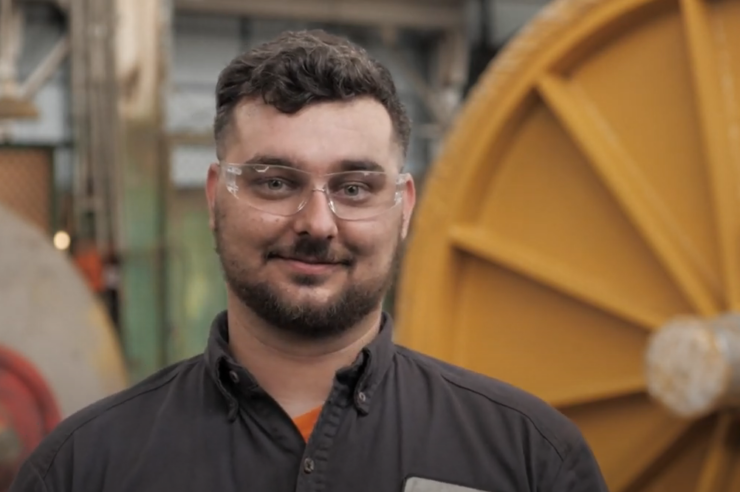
xmin=545 ymin=433 xmax=610 ymax=492
xmin=9 ymin=460 xmax=50 ymax=492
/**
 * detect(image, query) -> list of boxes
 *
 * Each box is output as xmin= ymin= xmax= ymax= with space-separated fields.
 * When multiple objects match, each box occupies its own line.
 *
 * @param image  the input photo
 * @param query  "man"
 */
xmin=11 ymin=30 xmax=608 ymax=492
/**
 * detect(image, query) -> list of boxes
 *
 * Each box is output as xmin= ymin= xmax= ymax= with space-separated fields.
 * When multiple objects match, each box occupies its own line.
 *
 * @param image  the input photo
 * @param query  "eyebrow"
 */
xmin=243 ymin=154 xmax=385 ymax=173
xmin=243 ymin=154 xmax=297 ymax=167
xmin=336 ymin=159 xmax=385 ymax=173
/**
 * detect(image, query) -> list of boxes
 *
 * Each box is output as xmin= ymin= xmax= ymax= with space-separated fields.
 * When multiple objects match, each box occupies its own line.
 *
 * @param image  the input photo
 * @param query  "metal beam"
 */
xmin=175 ymin=0 xmax=466 ymax=29
xmin=0 ymin=0 xmax=23 ymax=98
xmin=22 ymin=0 xmax=466 ymax=29
xmin=115 ymin=0 xmax=171 ymax=382
xmin=19 ymin=35 xmax=70 ymax=99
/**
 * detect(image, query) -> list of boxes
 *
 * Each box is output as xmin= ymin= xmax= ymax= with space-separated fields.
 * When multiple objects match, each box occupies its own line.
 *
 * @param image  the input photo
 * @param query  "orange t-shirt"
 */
xmin=293 ymin=407 xmax=322 ymax=442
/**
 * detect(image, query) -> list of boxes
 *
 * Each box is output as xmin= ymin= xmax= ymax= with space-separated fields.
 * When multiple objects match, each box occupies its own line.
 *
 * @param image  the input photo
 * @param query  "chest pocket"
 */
xmin=403 ymin=477 xmax=490 ymax=492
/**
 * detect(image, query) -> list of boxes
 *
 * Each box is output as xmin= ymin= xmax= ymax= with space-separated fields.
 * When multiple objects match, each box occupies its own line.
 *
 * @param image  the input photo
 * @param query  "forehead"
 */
xmin=227 ymin=98 xmax=399 ymax=172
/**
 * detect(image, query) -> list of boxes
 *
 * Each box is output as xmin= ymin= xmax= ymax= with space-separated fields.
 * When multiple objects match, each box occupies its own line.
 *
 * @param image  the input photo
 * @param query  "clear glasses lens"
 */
xmin=223 ymin=164 xmax=406 ymax=220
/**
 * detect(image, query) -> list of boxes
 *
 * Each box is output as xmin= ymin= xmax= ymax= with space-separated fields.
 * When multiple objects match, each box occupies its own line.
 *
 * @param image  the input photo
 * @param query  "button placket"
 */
xmin=295 ymin=383 xmax=347 ymax=489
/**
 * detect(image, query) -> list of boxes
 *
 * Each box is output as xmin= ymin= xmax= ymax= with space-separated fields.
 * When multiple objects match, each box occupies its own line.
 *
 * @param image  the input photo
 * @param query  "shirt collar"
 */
xmin=204 ymin=310 xmax=396 ymax=418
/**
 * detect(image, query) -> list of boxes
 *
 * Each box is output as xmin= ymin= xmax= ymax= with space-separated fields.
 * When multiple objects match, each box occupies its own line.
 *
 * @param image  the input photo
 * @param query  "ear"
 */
xmin=400 ymin=175 xmax=416 ymax=239
xmin=205 ymin=163 xmax=220 ymax=230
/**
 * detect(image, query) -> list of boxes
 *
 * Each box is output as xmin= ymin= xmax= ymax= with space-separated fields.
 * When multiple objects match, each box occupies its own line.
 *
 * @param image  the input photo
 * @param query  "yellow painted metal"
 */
xmin=395 ymin=0 xmax=740 ymax=490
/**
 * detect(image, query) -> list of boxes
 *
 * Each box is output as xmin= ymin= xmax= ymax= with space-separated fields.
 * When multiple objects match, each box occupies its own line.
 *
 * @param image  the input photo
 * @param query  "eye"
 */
xmin=343 ymin=184 xmax=363 ymax=196
xmin=266 ymin=179 xmax=285 ymax=190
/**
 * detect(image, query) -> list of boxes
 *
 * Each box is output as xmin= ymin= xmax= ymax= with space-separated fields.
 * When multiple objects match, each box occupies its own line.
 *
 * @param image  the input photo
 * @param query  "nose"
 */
xmin=292 ymin=190 xmax=338 ymax=239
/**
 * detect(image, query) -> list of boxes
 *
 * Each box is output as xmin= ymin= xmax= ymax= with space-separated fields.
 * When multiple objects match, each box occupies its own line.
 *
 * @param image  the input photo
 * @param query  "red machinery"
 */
xmin=0 ymin=347 xmax=60 ymax=489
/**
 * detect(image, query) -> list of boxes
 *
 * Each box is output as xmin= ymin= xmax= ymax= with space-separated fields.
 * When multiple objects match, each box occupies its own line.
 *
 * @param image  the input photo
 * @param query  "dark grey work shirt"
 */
xmin=11 ymin=311 xmax=608 ymax=492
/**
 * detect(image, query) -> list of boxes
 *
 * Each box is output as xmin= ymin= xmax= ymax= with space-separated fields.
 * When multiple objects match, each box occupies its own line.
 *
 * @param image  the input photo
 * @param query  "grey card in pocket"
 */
xmin=403 ymin=477 xmax=490 ymax=492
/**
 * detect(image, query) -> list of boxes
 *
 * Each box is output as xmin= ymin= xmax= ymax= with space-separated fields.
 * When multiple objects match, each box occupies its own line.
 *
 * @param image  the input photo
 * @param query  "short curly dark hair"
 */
xmin=213 ymin=29 xmax=411 ymax=160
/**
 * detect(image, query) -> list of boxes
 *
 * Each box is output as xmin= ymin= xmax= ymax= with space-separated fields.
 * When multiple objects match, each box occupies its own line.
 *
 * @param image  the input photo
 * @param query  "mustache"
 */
xmin=265 ymin=237 xmax=354 ymax=266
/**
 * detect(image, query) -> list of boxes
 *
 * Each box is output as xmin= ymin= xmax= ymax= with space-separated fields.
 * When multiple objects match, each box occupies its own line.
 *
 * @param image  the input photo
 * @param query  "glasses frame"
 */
xmin=217 ymin=162 xmax=411 ymax=221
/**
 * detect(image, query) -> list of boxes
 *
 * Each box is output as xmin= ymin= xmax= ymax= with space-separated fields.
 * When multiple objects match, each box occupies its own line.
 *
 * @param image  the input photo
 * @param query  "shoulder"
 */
xmin=25 ymin=355 xmax=204 ymax=478
xmin=394 ymin=345 xmax=583 ymax=459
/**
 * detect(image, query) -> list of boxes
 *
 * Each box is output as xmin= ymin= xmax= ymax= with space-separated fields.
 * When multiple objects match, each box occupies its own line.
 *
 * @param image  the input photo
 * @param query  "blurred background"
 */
xmin=4 ymin=0 xmax=740 ymax=490
xmin=0 ymin=0 xmax=546 ymax=380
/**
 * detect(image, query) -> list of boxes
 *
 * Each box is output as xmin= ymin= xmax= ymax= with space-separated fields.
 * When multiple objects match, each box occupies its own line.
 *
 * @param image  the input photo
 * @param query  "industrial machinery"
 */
xmin=396 ymin=0 xmax=740 ymax=490
xmin=0 ymin=204 xmax=128 ymax=490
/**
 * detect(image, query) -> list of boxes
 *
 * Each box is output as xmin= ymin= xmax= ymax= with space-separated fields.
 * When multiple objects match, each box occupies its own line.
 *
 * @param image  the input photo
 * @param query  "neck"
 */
xmin=226 ymin=293 xmax=382 ymax=418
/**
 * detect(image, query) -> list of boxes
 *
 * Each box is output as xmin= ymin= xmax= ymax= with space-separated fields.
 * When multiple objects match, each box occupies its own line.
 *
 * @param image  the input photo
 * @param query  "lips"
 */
xmin=282 ymin=257 xmax=334 ymax=265
xmin=272 ymin=256 xmax=348 ymax=276
xmin=269 ymin=253 xmax=351 ymax=266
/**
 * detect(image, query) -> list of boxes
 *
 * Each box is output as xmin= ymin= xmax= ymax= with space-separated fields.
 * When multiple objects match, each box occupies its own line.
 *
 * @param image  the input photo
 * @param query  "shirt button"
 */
xmin=358 ymin=391 xmax=367 ymax=402
xmin=229 ymin=371 xmax=239 ymax=383
xmin=303 ymin=457 xmax=315 ymax=474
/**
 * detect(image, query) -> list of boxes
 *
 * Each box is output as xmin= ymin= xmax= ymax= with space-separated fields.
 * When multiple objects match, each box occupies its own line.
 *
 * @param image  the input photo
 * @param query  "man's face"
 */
xmin=205 ymin=97 xmax=415 ymax=340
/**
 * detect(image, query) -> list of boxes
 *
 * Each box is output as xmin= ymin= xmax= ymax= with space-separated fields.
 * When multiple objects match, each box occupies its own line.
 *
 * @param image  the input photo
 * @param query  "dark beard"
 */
xmin=213 ymin=213 xmax=401 ymax=341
